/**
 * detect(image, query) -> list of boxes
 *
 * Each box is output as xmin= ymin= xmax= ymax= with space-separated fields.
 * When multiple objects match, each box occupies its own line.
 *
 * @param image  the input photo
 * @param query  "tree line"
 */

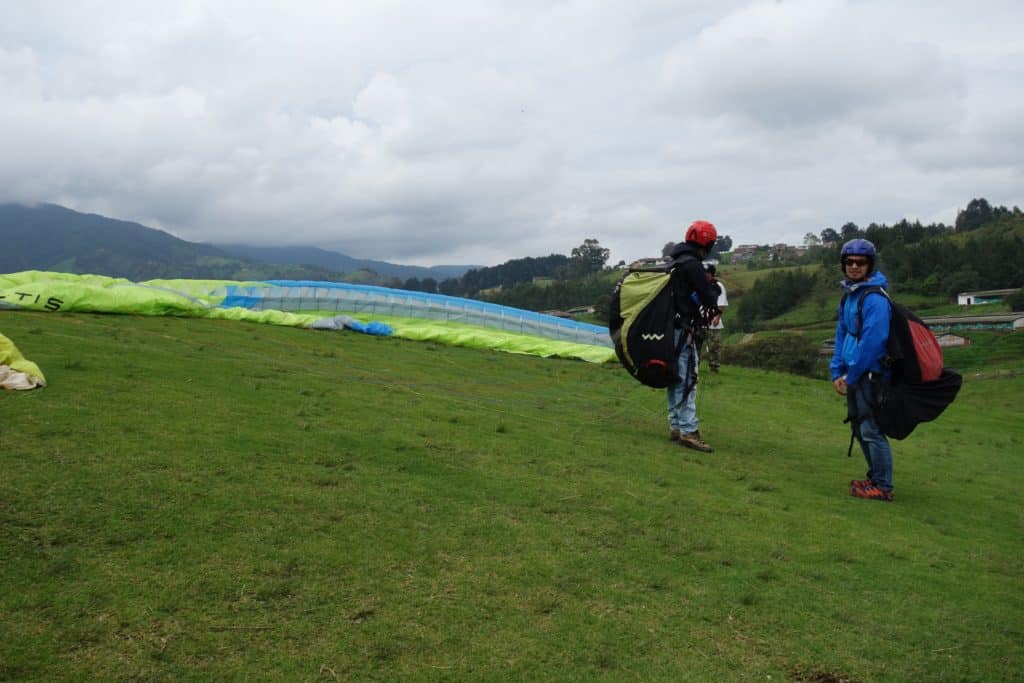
xmin=402 ymin=196 xmax=1021 ymax=327
xmin=814 ymin=198 xmax=1024 ymax=297
xmin=733 ymin=269 xmax=821 ymax=331
xmin=731 ymin=198 xmax=1024 ymax=329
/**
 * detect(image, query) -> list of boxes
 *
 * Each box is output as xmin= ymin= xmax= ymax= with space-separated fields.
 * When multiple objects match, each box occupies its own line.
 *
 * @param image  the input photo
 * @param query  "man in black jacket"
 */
xmin=666 ymin=221 xmax=721 ymax=452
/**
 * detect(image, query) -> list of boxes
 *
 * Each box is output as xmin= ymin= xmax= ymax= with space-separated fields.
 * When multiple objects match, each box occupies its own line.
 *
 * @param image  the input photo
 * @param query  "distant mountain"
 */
xmin=212 ymin=244 xmax=476 ymax=282
xmin=0 ymin=202 xmax=241 ymax=280
xmin=0 ymin=203 xmax=475 ymax=283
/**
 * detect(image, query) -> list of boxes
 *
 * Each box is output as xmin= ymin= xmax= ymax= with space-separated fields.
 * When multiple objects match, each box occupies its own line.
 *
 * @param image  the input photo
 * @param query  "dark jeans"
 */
xmin=847 ymin=379 xmax=893 ymax=491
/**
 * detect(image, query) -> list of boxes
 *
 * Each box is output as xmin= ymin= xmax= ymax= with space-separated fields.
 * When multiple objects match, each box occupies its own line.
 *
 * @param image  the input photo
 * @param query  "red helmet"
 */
xmin=685 ymin=220 xmax=717 ymax=248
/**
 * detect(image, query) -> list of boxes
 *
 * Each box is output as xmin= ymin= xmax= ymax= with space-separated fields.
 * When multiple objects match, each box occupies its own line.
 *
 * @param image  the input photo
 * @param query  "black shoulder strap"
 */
xmin=669 ymin=253 xmax=697 ymax=270
xmin=851 ymin=285 xmax=887 ymax=337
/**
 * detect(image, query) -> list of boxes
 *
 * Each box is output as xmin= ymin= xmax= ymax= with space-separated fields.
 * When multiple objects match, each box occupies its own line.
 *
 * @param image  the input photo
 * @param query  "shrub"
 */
xmin=1007 ymin=289 xmax=1024 ymax=312
xmin=723 ymin=334 xmax=822 ymax=378
xmin=734 ymin=269 xmax=817 ymax=331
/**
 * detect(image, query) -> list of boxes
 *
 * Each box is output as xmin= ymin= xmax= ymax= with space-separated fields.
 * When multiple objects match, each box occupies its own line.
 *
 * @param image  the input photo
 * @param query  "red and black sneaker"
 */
xmin=849 ymin=478 xmax=873 ymax=491
xmin=851 ymin=484 xmax=893 ymax=502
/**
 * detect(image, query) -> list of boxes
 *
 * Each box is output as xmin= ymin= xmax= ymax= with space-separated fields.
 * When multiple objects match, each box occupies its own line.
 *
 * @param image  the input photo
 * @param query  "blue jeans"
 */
xmin=847 ymin=379 xmax=893 ymax=491
xmin=667 ymin=329 xmax=699 ymax=433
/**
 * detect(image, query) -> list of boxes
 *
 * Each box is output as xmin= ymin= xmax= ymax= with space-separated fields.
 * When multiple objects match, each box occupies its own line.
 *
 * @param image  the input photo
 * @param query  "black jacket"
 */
xmin=667 ymin=242 xmax=720 ymax=328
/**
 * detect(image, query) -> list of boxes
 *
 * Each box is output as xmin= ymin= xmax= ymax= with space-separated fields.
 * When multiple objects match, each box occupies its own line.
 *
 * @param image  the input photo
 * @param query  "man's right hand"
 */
xmin=833 ymin=377 xmax=848 ymax=395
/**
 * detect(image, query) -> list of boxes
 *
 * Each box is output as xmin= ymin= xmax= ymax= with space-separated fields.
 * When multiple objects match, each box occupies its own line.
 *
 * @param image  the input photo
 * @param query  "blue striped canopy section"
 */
xmin=220 ymin=280 xmax=611 ymax=348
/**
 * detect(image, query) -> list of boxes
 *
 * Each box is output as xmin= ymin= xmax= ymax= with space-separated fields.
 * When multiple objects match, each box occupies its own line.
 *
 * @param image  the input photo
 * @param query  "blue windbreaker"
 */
xmin=830 ymin=271 xmax=891 ymax=386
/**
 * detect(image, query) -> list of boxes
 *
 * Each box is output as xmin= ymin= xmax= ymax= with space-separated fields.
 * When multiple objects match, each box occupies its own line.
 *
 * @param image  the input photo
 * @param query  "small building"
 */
xmin=922 ymin=313 xmax=1024 ymax=332
xmin=730 ymin=245 xmax=762 ymax=262
xmin=768 ymin=243 xmax=806 ymax=261
xmin=935 ymin=333 xmax=971 ymax=348
xmin=957 ymin=288 xmax=1020 ymax=306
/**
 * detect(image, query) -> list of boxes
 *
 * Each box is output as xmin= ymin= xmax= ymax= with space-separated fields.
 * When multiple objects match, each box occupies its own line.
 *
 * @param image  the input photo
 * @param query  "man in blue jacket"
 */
xmin=830 ymin=239 xmax=894 ymax=502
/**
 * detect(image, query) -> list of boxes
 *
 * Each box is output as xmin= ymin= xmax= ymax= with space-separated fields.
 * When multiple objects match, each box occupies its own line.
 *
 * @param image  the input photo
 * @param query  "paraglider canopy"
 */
xmin=0 ymin=333 xmax=45 ymax=390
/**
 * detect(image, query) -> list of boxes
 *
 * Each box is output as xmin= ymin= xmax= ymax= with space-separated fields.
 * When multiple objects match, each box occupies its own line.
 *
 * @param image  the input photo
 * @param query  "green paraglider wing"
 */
xmin=0 ymin=272 xmax=616 ymax=364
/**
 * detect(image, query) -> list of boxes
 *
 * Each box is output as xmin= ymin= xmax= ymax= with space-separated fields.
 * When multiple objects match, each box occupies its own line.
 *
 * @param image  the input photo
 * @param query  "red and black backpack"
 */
xmin=842 ymin=286 xmax=962 ymax=439
xmin=844 ymin=285 xmax=943 ymax=384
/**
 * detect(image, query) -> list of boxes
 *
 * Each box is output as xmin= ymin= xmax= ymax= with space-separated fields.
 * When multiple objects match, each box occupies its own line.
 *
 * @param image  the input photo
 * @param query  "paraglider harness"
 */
xmin=608 ymin=255 xmax=716 ymax=395
xmin=840 ymin=286 xmax=962 ymax=456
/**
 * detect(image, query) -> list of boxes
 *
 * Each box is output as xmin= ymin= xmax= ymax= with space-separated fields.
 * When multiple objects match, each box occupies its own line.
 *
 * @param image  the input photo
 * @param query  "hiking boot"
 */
xmin=678 ymin=431 xmax=714 ymax=453
xmin=670 ymin=429 xmax=681 ymax=442
xmin=851 ymin=484 xmax=893 ymax=502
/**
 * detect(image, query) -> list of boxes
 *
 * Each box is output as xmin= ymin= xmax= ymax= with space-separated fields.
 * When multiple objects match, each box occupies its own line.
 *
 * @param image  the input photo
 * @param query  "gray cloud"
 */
xmin=1 ymin=0 xmax=1021 ymax=267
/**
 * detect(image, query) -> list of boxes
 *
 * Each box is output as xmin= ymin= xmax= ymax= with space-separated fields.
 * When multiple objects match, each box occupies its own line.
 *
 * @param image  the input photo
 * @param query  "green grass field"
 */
xmin=2 ymin=312 xmax=1022 ymax=681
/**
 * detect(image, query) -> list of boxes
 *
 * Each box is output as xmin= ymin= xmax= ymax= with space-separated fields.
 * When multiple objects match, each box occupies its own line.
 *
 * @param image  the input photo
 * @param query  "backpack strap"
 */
xmin=668 ymin=253 xmax=698 ymax=272
xmin=842 ymin=415 xmax=863 ymax=457
xmin=847 ymin=285 xmax=887 ymax=338
xmin=660 ymin=255 xmax=693 ymax=328
xmin=841 ymin=373 xmax=888 ymax=455
xmin=679 ymin=330 xmax=699 ymax=401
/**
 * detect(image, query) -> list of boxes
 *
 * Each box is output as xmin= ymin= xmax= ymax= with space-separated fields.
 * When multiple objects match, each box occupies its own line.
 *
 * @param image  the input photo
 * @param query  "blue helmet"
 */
xmin=840 ymin=238 xmax=876 ymax=272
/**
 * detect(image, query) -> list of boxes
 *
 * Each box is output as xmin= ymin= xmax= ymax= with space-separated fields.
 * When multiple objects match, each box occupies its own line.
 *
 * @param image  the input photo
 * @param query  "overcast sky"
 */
xmin=2 ymin=1 xmax=1022 ymax=267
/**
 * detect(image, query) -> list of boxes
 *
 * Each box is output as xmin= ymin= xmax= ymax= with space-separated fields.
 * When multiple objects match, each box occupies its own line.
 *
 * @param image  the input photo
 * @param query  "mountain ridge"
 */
xmin=0 ymin=202 xmax=476 ymax=282
xmin=209 ymin=243 xmax=476 ymax=282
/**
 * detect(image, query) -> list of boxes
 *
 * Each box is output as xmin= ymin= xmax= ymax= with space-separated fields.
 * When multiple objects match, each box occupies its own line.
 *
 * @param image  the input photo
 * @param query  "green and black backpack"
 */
xmin=608 ymin=256 xmax=694 ymax=388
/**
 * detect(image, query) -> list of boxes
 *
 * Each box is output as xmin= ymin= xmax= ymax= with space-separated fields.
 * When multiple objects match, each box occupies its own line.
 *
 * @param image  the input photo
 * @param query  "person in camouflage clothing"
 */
xmin=703 ymin=264 xmax=727 ymax=373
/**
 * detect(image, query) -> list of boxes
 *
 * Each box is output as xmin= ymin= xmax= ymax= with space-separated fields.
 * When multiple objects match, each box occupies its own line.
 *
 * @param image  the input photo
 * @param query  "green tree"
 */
xmin=1007 ymin=289 xmax=1024 ymax=312
xmin=709 ymin=234 xmax=732 ymax=257
xmin=734 ymin=269 xmax=816 ymax=331
xmin=725 ymin=335 xmax=820 ymax=378
xmin=571 ymin=238 xmax=610 ymax=275
xmin=438 ymin=278 xmax=461 ymax=296
xmin=840 ymin=222 xmax=863 ymax=241
xmin=955 ymin=198 xmax=993 ymax=233
xmin=944 ymin=267 xmax=981 ymax=297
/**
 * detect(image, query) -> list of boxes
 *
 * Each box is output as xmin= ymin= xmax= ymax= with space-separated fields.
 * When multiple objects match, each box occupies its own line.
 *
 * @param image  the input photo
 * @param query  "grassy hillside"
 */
xmin=715 ymin=261 xmax=991 ymax=338
xmin=1 ymin=312 xmax=1021 ymax=681
xmin=947 ymin=212 xmax=1024 ymax=246
xmin=715 ymin=264 xmax=818 ymax=299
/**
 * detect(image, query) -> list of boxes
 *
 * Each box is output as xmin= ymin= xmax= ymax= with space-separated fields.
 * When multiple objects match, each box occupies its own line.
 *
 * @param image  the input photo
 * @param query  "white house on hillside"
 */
xmin=957 ymin=288 xmax=1020 ymax=306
